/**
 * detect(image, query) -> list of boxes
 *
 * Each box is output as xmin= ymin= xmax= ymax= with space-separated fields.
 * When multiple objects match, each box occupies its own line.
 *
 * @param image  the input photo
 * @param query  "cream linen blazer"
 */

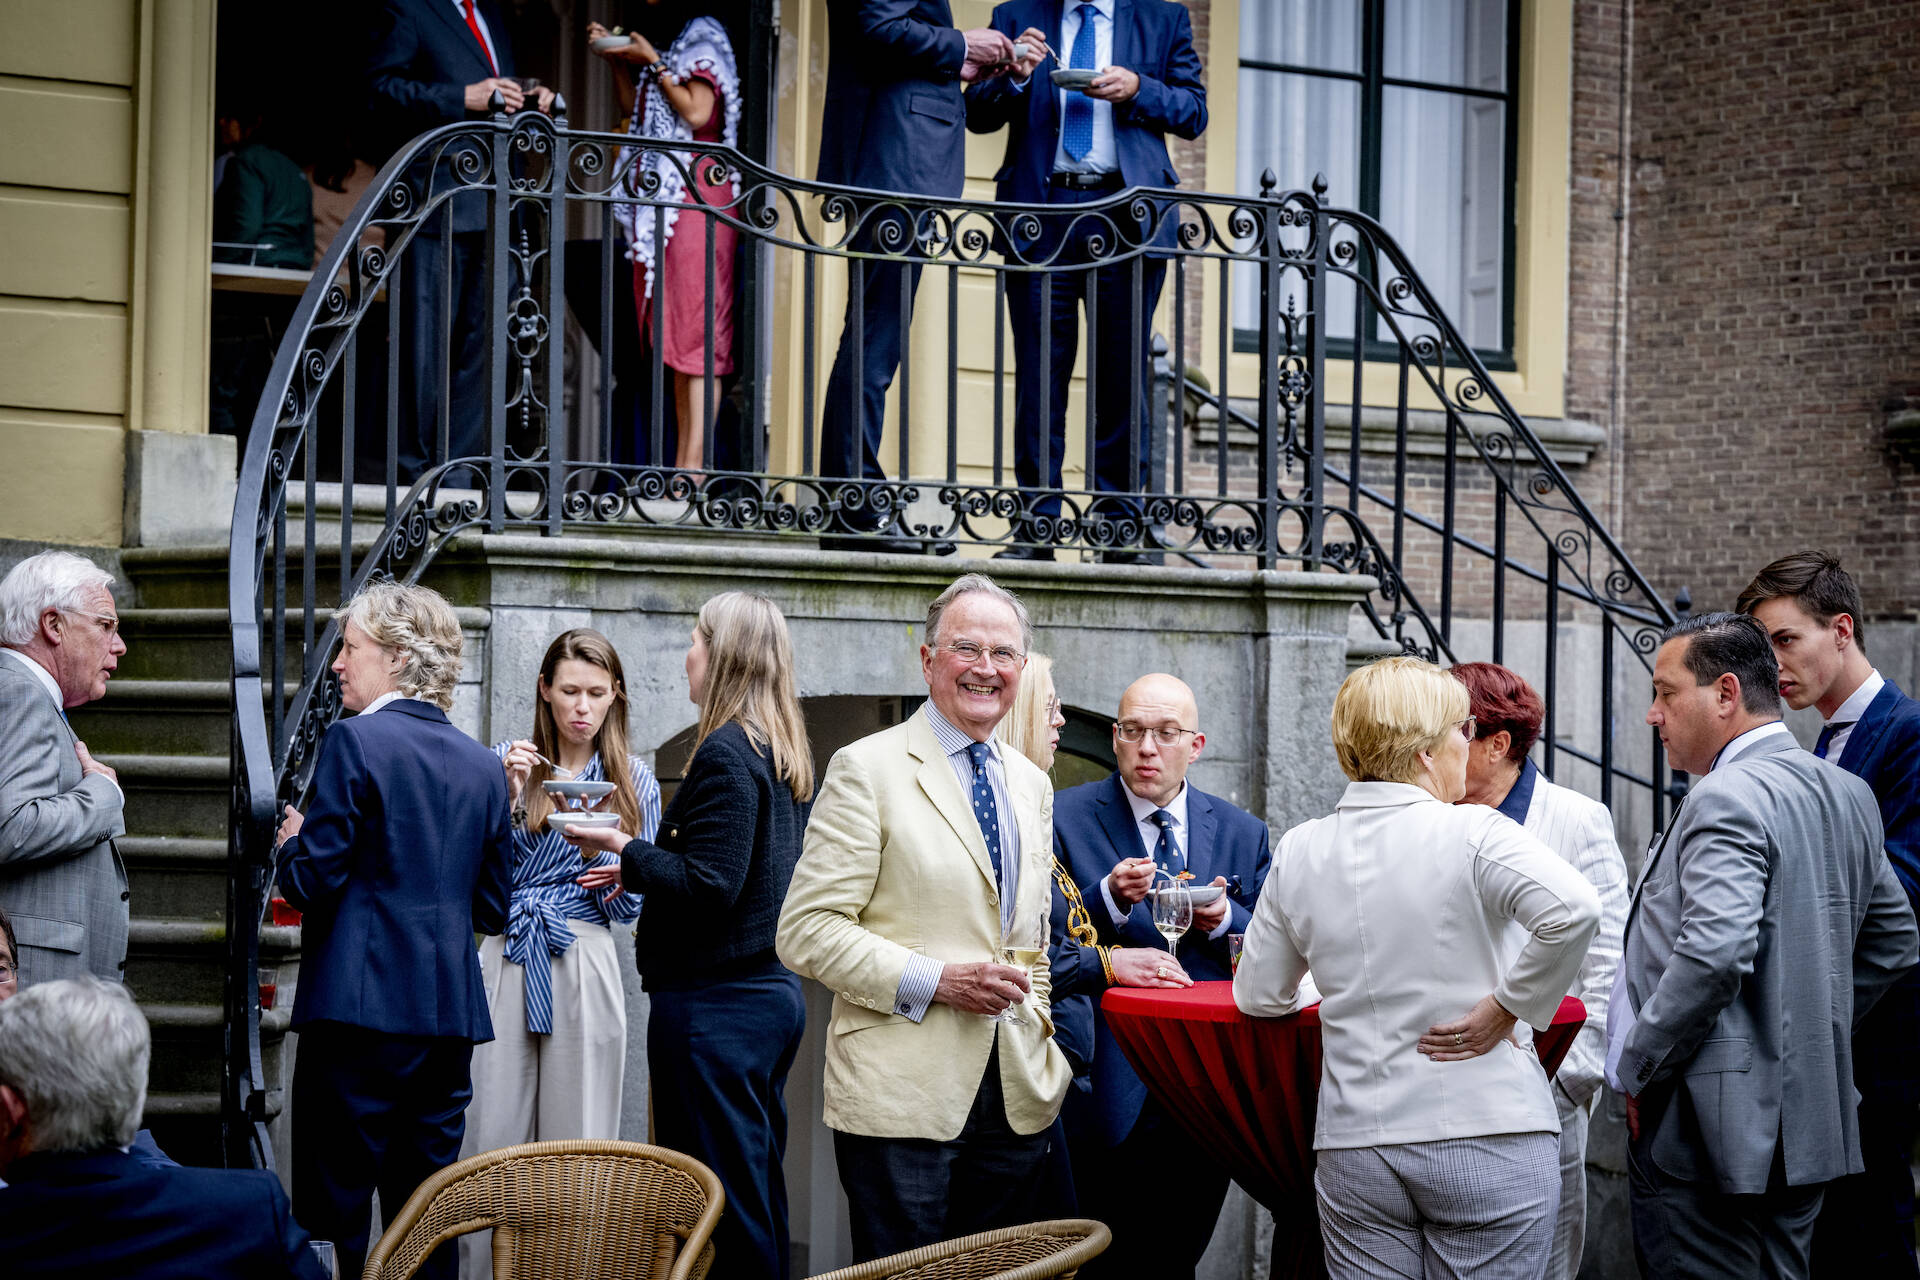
xmin=1234 ymin=781 xmax=1601 ymax=1150
xmin=776 ymin=712 xmax=1071 ymax=1140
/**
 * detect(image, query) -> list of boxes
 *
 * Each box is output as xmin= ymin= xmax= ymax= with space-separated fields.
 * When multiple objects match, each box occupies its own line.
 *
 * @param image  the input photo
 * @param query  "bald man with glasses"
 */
xmin=1053 ymin=673 xmax=1272 ymax=1279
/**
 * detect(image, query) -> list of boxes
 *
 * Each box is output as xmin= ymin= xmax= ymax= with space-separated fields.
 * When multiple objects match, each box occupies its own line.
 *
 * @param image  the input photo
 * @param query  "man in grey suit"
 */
xmin=1612 ymin=611 xmax=1918 ymax=1277
xmin=0 ymin=551 xmax=129 ymax=986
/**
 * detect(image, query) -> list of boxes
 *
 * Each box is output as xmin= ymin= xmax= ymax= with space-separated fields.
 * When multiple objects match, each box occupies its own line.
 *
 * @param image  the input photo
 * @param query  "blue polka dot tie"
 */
xmin=1061 ymin=3 xmax=1100 ymax=162
xmin=965 ymin=741 xmax=1004 ymax=882
xmin=1150 ymin=807 xmax=1184 ymax=876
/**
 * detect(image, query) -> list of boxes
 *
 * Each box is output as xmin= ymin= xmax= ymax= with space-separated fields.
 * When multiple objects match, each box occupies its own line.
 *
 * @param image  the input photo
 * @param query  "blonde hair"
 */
xmin=521 ymin=629 xmax=645 ymax=836
xmin=996 ymin=652 xmax=1056 ymax=772
xmin=1331 ymin=655 xmax=1470 ymax=784
xmin=337 ymin=581 xmax=462 ymax=710
xmin=695 ymin=592 xmax=814 ymax=802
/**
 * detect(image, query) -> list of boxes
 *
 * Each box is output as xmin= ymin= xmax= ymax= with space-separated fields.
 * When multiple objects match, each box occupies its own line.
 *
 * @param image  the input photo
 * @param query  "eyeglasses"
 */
xmin=941 ymin=640 xmax=1026 ymax=670
xmin=0 ymin=961 xmax=15 ymax=987
xmin=1044 ymin=697 xmax=1062 ymax=717
xmin=62 ymin=609 xmax=121 ymax=640
xmin=1457 ymin=715 xmax=1478 ymax=740
xmin=1115 ymin=722 xmax=1198 ymax=746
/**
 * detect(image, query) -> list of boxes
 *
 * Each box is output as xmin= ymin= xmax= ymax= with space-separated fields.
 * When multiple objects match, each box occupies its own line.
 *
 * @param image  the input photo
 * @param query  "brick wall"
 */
xmin=1615 ymin=0 xmax=1920 ymax=617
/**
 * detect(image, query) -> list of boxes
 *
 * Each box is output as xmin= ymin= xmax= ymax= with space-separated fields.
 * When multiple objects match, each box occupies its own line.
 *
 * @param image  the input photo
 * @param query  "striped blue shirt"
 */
xmin=893 ymin=704 xmax=1023 ymax=1022
xmin=491 ymin=743 xmax=661 ymax=1034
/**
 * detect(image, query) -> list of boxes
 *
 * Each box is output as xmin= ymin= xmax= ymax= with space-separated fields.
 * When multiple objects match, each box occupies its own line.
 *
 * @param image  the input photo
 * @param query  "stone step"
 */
xmin=104 ymin=753 xmax=230 ymax=838
xmin=122 ymin=836 xmax=228 ymax=920
xmin=144 ymin=1003 xmax=293 ymax=1094
xmin=125 ymin=919 xmax=300 ymax=1007
xmin=114 ymin=608 xmax=315 ymax=683
xmin=69 ymin=680 xmax=235 ymax=757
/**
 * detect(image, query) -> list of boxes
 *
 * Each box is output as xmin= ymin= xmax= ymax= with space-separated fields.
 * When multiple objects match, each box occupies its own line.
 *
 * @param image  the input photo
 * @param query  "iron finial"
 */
xmin=1259 ymin=168 xmax=1278 ymax=198
xmin=487 ymin=88 xmax=507 ymax=117
xmin=1674 ymin=586 xmax=1692 ymax=619
xmin=552 ymin=92 xmax=568 ymax=122
xmin=1312 ymin=172 xmax=1329 ymax=199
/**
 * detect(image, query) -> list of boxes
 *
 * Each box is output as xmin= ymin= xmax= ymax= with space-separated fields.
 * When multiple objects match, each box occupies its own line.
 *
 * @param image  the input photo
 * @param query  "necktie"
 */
xmin=1149 ymin=808 xmax=1183 ymax=876
xmin=1814 ymin=722 xmax=1853 ymax=760
xmin=463 ymin=0 xmax=499 ymax=76
xmin=1061 ymin=4 xmax=1099 ymax=161
xmin=965 ymin=742 xmax=1004 ymax=882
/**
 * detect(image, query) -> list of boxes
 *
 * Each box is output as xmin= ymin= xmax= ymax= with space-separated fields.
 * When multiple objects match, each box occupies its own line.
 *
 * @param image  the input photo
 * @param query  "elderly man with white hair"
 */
xmin=0 ymin=977 xmax=328 ymax=1277
xmin=0 ymin=550 xmax=129 ymax=985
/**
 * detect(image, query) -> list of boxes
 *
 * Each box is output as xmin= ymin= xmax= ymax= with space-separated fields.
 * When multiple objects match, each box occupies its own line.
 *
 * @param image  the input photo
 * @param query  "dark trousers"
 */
xmin=649 ymin=965 xmax=808 ymax=1280
xmin=1008 ymin=187 xmax=1168 ymax=526
xmin=1811 ymin=981 xmax=1920 ymax=1278
xmin=1628 ymin=1133 xmax=1826 ymax=1279
xmin=833 ymin=1042 xmax=1052 ymax=1262
xmin=1071 ymin=1095 xmax=1230 ymax=1280
xmin=291 ymin=1022 xmax=475 ymax=1280
xmin=398 ymin=215 xmax=489 ymax=480
xmin=821 ymin=215 xmax=923 ymax=515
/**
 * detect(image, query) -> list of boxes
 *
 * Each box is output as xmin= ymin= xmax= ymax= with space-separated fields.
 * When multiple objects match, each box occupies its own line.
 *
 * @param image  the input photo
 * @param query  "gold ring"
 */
xmin=1454 ymin=1032 xmax=1464 ymax=1046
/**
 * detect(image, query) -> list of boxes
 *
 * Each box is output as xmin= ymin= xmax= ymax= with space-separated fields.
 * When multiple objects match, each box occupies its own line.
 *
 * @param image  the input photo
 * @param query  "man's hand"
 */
xmin=1191 ymin=875 xmax=1230 ymax=932
xmin=465 ymin=77 xmax=525 ymax=113
xmin=534 ymin=86 xmax=556 ymax=114
xmin=1624 ymin=1092 xmax=1642 ymax=1143
xmin=73 ymin=740 xmax=116 ymax=786
xmin=1085 ymin=65 xmax=1141 ymax=102
xmin=1110 ymin=948 xmax=1192 ymax=988
xmin=1417 ymin=993 xmax=1521 ymax=1061
xmin=275 ymin=804 xmax=303 ymax=850
xmin=959 ymin=27 xmax=1016 ymax=82
xmin=933 ymin=961 xmax=1030 ymax=1014
xmin=1010 ymin=27 xmax=1051 ymax=80
xmin=1109 ymin=855 xmax=1156 ymax=905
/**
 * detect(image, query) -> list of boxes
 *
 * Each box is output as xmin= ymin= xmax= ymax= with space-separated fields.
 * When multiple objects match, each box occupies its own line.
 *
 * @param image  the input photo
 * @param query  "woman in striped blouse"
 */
xmin=459 ymin=630 xmax=661 ymax=1211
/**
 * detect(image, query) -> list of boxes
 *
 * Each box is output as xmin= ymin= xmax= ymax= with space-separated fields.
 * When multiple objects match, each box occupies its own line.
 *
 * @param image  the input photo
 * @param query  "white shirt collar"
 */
xmin=1122 ymin=776 xmax=1188 ymax=831
xmin=1829 ymin=669 xmax=1885 ymax=727
xmin=357 ymin=690 xmax=406 ymax=718
xmin=1712 ymin=720 xmax=1794 ymax=771
xmin=923 ymin=701 xmax=1001 ymax=759
xmin=1 ymin=647 xmax=63 ymax=710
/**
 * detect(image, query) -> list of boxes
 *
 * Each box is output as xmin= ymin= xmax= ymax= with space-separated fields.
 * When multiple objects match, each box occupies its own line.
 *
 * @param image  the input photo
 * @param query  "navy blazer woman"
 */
xmin=278 ymin=697 xmax=512 ymax=1280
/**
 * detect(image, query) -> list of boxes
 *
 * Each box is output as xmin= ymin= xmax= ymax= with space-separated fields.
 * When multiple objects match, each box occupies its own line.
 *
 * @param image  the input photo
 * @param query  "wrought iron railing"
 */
xmin=223 ymin=103 xmax=1676 ymax=1166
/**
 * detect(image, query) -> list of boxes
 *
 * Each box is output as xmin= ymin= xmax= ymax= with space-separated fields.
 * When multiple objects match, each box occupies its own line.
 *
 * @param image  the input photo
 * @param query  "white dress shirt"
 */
xmin=1010 ymin=0 xmax=1120 ymax=174
xmin=449 ymin=0 xmax=499 ymax=73
xmin=1822 ymin=669 xmax=1886 ymax=761
xmin=892 ymin=703 xmax=1024 ymax=1022
xmin=2 ymin=646 xmax=124 ymax=803
xmin=1235 ymin=782 xmax=1601 ymax=1149
xmin=1094 ymin=780 xmax=1232 ymax=941
xmin=356 ymin=690 xmax=406 ymax=717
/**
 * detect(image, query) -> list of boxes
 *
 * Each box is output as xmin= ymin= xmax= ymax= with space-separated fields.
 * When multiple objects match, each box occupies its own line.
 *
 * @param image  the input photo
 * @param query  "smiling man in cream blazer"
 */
xmin=778 ymin=574 xmax=1070 ymax=1262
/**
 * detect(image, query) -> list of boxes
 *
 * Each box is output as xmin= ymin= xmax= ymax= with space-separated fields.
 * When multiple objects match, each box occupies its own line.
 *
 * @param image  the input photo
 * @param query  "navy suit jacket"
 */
xmin=280 ymin=699 xmax=512 ymax=1041
xmin=1048 ymin=868 xmax=1096 ymax=1086
xmin=1054 ymin=771 xmax=1269 ymax=1143
xmin=0 ymin=1148 xmax=327 ymax=1279
xmin=964 ymin=0 xmax=1206 ymax=250
xmin=817 ymin=0 xmax=970 ymax=198
xmin=365 ymin=0 xmax=517 ymax=232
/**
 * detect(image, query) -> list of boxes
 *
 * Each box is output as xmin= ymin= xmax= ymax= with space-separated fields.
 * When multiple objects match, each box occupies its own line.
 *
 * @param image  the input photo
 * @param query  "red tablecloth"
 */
xmin=1101 ymin=983 xmax=1586 ymax=1279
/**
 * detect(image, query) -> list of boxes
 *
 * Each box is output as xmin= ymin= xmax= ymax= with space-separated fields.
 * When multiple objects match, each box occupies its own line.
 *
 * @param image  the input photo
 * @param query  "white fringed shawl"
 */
xmin=614 ymin=17 xmax=743 ymax=300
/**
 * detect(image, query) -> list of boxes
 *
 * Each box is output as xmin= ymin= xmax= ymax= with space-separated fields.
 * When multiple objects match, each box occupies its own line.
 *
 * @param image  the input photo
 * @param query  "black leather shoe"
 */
xmin=993 ymin=544 xmax=1056 ymax=562
xmin=821 ymin=533 xmax=927 ymax=555
xmin=1098 ymin=549 xmax=1164 ymax=566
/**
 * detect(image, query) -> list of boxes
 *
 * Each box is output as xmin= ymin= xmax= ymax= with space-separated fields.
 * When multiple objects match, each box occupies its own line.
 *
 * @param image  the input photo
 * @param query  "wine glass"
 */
xmin=1150 ymin=880 xmax=1192 ymax=960
xmin=995 ymin=887 xmax=1049 ymax=1025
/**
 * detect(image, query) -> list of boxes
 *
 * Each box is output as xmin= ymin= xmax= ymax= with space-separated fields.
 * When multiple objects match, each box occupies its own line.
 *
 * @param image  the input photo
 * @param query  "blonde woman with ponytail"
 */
xmin=567 ymin=592 xmax=813 ymax=1280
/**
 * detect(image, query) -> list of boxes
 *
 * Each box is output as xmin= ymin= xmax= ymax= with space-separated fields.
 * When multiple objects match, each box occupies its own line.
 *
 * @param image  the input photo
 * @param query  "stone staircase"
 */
xmin=69 ymin=550 xmax=303 ymax=1168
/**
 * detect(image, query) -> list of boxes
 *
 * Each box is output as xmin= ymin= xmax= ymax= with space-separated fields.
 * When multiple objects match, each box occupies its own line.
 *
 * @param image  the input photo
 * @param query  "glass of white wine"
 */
xmin=996 ymin=889 xmax=1049 ymax=1025
xmin=1150 ymin=879 xmax=1193 ymax=959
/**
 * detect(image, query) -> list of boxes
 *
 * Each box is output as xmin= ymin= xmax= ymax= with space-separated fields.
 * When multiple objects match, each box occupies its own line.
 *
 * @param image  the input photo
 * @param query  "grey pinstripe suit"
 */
xmin=0 ymin=653 xmax=128 ymax=984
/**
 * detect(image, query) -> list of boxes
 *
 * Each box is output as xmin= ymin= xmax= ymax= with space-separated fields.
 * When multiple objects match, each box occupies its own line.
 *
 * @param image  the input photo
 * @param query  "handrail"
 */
xmin=223 ymin=108 xmax=1678 ymax=1165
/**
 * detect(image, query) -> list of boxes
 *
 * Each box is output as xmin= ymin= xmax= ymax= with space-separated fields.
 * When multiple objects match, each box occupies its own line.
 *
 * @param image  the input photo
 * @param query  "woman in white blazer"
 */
xmin=1234 ymin=656 xmax=1602 ymax=1279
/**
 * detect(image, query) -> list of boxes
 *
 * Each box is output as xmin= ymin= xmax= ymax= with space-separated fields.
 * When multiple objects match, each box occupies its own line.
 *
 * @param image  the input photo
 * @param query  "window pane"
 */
xmin=1377 ymin=86 xmax=1507 ymax=351
xmin=1241 ymin=0 xmax=1362 ymax=73
xmin=1234 ymin=68 xmax=1361 ymax=340
xmin=1384 ymin=0 xmax=1506 ymax=92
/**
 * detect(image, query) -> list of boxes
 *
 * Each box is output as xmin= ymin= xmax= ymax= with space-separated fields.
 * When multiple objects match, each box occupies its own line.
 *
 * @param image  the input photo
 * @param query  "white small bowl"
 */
xmin=542 ymin=779 xmax=617 ymax=803
xmin=591 ymin=34 xmax=633 ymax=53
xmin=546 ymin=810 xmax=624 ymax=836
xmin=1051 ymin=68 xmax=1099 ymax=91
xmin=1149 ymin=884 xmax=1225 ymax=907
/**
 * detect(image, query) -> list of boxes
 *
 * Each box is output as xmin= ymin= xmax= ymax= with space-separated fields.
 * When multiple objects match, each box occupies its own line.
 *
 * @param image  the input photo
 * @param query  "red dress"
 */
xmin=632 ymin=69 xmax=737 ymax=377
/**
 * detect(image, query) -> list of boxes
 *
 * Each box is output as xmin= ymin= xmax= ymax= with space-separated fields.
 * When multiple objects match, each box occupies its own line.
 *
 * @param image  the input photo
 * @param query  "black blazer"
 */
xmin=279 ymin=699 xmax=513 ymax=1040
xmin=0 ymin=1148 xmax=327 ymax=1279
xmin=364 ymin=0 xmax=518 ymax=232
xmin=816 ymin=0 xmax=970 ymax=198
xmin=623 ymin=721 xmax=810 ymax=989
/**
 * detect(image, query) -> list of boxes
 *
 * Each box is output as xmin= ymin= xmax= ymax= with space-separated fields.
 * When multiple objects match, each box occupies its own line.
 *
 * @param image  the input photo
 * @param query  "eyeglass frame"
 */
xmin=1113 ymin=722 xmax=1200 ymax=747
xmin=0 ymin=960 xmax=16 ymax=987
xmin=936 ymin=639 xmax=1027 ymax=670
xmin=1455 ymin=715 xmax=1478 ymax=740
xmin=60 ymin=608 xmax=122 ymax=640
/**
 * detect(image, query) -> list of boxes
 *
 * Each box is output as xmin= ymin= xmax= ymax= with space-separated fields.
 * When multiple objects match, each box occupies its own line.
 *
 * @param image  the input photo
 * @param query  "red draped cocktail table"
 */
xmin=1101 ymin=983 xmax=1586 ymax=1279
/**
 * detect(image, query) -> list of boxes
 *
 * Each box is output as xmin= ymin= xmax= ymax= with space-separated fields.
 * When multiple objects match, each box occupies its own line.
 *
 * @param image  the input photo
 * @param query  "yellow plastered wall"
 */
xmin=0 ymin=0 xmax=216 ymax=546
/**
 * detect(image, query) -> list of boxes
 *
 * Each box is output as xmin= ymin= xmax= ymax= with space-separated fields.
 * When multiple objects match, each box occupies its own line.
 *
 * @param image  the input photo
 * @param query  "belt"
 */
xmin=1049 ymin=171 xmax=1123 ymax=192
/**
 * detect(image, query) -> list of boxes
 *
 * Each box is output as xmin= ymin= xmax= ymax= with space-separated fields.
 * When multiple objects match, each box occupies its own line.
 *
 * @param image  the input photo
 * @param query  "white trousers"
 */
xmin=458 ymin=922 xmax=628 ymax=1280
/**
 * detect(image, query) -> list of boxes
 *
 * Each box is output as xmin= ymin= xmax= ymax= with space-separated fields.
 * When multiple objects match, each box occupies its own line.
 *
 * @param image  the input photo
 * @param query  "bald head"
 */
xmin=1113 ymin=674 xmax=1205 ymax=806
